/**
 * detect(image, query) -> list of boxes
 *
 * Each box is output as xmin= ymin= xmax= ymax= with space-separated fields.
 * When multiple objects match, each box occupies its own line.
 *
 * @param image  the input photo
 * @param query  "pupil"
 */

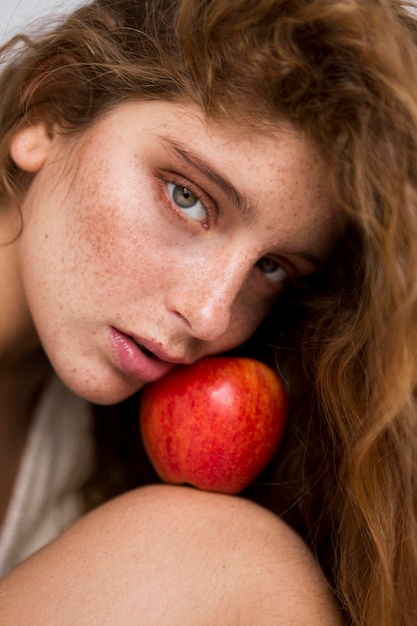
xmin=258 ymin=258 xmax=277 ymax=273
xmin=173 ymin=185 xmax=195 ymax=208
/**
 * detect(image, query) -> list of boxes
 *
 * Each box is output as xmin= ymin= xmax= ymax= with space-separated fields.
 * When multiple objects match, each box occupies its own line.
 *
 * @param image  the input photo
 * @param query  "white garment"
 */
xmin=0 ymin=375 xmax=94 ymax=576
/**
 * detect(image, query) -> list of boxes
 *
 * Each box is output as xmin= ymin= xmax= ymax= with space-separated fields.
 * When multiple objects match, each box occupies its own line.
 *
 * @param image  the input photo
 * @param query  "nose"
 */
xmin=165 ymin=252 xmax=250 ymax=343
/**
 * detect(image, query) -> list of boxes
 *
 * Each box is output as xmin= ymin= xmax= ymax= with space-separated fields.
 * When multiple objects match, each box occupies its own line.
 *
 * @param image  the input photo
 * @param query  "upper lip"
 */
xmin=127 ymin=332 xmax=192 ymax=365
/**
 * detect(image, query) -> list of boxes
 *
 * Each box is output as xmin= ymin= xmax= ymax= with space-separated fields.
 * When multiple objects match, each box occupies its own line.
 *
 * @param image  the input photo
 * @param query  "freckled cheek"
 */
xmin=67 ymin=177 xmax=144 ymax=278
xmin=74 ymin=202 xmax=123 ymax=259
xmin=223 ymin=293 xmax=275 ymax=351
xmin=63 ymin=210 xmax=121 ymax=295
xmin=67 ymin=188 xmax=171 ymax=302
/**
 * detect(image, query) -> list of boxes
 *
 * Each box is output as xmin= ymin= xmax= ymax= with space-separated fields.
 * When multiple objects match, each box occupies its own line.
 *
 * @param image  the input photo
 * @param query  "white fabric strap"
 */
xmin=0 ymin=376 xmax=94 ymax=576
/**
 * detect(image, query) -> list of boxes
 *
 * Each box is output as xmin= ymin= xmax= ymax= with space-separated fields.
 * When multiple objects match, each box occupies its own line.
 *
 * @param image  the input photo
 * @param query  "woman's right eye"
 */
xmin=166 ymin=182 xmax=208 ymax=223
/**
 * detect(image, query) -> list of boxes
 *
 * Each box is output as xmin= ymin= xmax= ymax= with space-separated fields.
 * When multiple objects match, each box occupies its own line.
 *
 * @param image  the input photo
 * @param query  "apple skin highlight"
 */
xmin=139 ymin=357 xmax=288 ymax=495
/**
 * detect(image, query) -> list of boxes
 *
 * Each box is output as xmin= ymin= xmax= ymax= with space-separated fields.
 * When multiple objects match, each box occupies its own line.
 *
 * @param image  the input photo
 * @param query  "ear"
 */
xmin=9 ymin=123 xmax=54 ymax=172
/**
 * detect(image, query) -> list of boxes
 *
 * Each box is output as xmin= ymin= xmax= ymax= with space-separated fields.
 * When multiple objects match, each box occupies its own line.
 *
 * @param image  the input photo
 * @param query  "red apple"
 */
xmin=139 ymin=356 xmax=287 ymax=494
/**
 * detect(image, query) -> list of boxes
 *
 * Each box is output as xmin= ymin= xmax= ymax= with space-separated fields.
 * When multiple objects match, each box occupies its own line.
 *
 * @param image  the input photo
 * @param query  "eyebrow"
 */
xmin=157 ymin=136 xmax=260 ymax=225
xmin=157 ymin=135 xmax=331 ymax=273
xmin=287 ymin=248 xmax=326 ymax=271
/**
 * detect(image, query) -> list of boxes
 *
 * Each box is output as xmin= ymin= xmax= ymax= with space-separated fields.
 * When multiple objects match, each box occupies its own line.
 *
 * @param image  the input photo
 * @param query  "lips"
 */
xmin=130 ymin=337 xmax=156 ymax=359
xmin=108 ymin=326 xmax=178 ymax=383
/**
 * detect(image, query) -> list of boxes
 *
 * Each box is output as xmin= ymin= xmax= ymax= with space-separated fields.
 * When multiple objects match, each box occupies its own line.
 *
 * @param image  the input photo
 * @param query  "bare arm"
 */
xmin=0 ymin=485 xmax=341 ymax=625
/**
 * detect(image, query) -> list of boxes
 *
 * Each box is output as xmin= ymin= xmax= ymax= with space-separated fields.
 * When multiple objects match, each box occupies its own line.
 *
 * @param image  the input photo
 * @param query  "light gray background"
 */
xmin=1 ymin=0 xmax=82 ymax=43
xmin=1 ymin=1 xmax=417 ymax=46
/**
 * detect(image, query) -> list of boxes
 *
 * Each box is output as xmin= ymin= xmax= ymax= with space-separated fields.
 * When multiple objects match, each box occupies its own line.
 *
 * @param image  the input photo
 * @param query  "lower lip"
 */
xmin=108 ymin=327 xmax=176 ymax=383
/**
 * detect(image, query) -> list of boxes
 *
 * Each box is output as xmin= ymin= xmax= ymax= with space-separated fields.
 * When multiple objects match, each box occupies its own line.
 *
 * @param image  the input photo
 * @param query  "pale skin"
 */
xmin=0 ymin=100 xmax=342 ymax=621
xmin=0 ymin=485 xmax=342 ymax=625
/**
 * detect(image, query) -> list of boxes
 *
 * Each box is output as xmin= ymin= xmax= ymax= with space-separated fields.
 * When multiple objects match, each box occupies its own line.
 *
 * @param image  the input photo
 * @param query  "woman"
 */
xmin=0 ymin=0 xmax=416 ymax=624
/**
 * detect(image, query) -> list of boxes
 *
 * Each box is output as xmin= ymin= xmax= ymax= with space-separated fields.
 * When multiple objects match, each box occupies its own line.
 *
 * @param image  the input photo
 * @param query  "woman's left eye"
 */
xmin=166 ymin=182 xmax=208 ymax=222
xmin=256 ymin=257 xmax=288 ymax=284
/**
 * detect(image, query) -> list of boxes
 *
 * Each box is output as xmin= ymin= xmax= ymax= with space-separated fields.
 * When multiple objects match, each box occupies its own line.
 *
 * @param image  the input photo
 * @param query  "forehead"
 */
xmin=161 ymin=103 xmax=337 ymax=231
xmin=109 ymin=99 xmax=334 ymax=211
xmin=75 ymin=100 xmax=339 ymax=261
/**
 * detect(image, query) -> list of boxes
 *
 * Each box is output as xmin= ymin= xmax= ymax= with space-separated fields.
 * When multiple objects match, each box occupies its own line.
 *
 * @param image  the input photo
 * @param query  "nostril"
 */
xmin=172 ymin=308 xmax=193 ymax=328
xmin=167 ymin=283 xmax=235 ymax=342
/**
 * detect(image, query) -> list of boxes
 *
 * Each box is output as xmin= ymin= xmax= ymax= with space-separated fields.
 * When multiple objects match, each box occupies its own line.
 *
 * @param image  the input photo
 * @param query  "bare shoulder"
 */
xmin=0 ymin=485 xmax=341 ymax=625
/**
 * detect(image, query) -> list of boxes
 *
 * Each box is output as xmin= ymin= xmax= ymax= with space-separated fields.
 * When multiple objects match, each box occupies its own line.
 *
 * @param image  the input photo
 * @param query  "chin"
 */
xmin=55 ymin=365 xmax=144 ymax=406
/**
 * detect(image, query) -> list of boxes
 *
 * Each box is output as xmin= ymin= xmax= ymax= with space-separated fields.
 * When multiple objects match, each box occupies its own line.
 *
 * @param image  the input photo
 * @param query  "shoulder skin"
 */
xmin=0 ymin=484 xmax=342 ymax=625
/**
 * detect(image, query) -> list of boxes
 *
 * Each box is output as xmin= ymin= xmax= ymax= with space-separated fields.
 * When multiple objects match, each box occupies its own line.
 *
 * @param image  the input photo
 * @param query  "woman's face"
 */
xmin=11 ymin=101 xmax=339 ymax=404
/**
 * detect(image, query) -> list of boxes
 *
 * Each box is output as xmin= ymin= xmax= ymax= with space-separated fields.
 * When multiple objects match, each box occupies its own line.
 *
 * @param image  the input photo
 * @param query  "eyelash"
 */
xmin=255 ymin=257 xmax=289 ymax=287
xmin=161 ymin=173 xmax=216 ymax=229
xmin=159 ymin=171 xmax=299 ymax=291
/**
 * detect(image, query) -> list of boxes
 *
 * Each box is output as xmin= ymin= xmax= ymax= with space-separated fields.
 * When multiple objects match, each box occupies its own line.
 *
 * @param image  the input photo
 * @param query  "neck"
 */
xmin=0 ymin=349 xmax=51 ymax=525
xmin=0 ymin=201 xmax=50 ymax=513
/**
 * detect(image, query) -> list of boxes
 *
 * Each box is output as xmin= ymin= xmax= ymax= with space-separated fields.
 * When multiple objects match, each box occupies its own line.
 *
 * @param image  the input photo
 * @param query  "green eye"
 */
xmin=256 ymin=257 xmax=287 ymax=284
xmin=172 ymin=185 xmax=197 ymax=208
xmin=167 ymin=183 xmax=208 ymax=221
